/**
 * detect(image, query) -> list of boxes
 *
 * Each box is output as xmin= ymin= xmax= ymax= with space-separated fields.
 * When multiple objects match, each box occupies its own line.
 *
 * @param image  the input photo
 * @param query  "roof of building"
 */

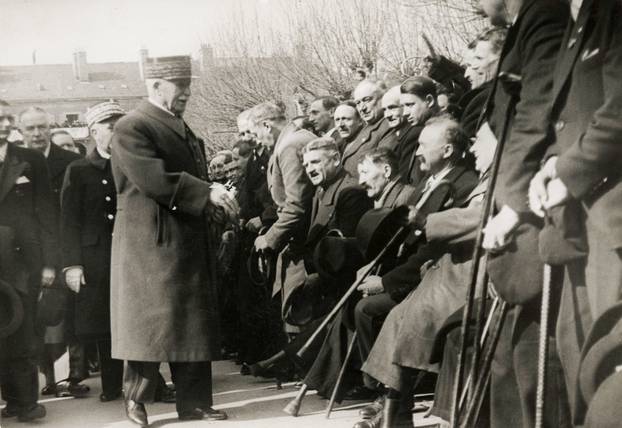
xmin=0 ymin=61 xmax=147 ymax=102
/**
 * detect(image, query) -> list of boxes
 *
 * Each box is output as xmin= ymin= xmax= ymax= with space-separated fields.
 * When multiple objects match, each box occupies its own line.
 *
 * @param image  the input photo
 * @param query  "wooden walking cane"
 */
xmin=535 ymin=264 xmax=552 ymax=428
xmin=325 ymin=331 xmax=358 ymax=419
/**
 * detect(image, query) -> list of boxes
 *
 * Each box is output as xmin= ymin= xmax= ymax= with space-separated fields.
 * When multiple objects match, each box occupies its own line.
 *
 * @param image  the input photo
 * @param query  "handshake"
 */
xmin=209 ymin=182 xmax=240 ymax=223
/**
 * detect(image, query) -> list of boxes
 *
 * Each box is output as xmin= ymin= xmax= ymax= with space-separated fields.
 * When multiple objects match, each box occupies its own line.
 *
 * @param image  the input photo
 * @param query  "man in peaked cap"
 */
xmin=60 ymin=100 xmax=125 ymax=402
xmin=110 ymin=55 xmax=237 ymax=426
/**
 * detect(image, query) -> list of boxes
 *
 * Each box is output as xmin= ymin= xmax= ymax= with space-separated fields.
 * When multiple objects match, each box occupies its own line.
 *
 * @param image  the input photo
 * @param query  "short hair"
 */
xmin=302 ymin=136 xmax=340 ymax=157
xmin=18 ymin=106 xmax=49 ymax=123
xmin=237 ymin=109 xmax=251 ymax=126
xmin=248 ymin=102 xmax=286 ymax=128
xmin=424 ymin=115 xmax=469 ymax=162
xmin=233 ymin=139 xmax=253 ymax=157
xmin=335 ymin=101 xmax=362 ymax=119
xmin=354 ymin=79 xmax=388 ymax=100
xmin=475 ymin=27 xmax=507 ymax=55
xmin=361 ymin=147 xmax=399 ymax=178
xmin=400 ymin=76 xmax=437 ymax=99
xmin=313 ymin=96 xmax=339 ymax=112
xmin=50 ymin=129 xmax=74 ymax=142
xmin=0 ymin=99 xmax=9 ymax=107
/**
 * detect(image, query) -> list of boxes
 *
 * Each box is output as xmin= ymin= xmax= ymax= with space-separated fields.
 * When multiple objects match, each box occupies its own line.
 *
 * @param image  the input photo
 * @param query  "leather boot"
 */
xmin=381 ymin=398 xmax=399 ymax=428
xmin=353 ymin=408 xmax=384 ymax=428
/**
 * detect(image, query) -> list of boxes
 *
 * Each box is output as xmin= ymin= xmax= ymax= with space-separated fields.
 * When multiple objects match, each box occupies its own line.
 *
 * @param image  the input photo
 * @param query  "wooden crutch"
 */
xmin=325 ymin=331 xmax=358 ymax=419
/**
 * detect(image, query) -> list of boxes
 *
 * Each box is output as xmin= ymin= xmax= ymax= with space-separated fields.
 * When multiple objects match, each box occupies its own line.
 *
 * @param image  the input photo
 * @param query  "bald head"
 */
xmin=381 ymin=85 xmax=403 ymax=129
xmin=353 ymin=80 xmax=386 ymax=124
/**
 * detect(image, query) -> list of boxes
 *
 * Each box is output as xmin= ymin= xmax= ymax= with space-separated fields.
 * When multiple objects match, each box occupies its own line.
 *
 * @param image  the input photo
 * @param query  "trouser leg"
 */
xmin=0 ymin=290 xmax=39 ymax=411
xmin=354 ymin=293 xmax=396 ymax=364
xmin=124 ymin=361 xmax=159 ymax=404
xmin=169 ymin=361 xmax=213 ymax=415
xmin=68 ymin=342 xmax=87 ymax=383
xmin=97 ymin=339 xmax=123 ymax=396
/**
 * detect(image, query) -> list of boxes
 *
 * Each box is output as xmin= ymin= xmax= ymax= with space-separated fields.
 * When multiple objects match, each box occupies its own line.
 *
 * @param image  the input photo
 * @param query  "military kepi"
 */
xmin=85 ymin=100 xmax=126 ymax=128
xmin=143 ymin=55 xmax=193 ymax=81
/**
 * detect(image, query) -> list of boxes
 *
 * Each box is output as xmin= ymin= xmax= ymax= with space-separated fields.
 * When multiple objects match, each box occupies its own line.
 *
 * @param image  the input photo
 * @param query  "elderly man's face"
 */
xmin=90 ymin=119 xmax=117 ymax=155
xmin=470 ymin=122 xmax=498 ymax=173
xmin=237 ymin=119 xmax=257 ymax=144
xmin=250 ymin=121 xmax=276 ymax=149
xmin=470 ymin=40 xmax=499 ymax=88
xmin=358 ymin=157 xmax=391 ymax=200
xmin=0 ymin=105 xmax=14 ymax=144
xmin=158 ymin=78 xmax=191 ymax=117
xmin=20 ymin=110 xmax=51 ymax=153
xmin=416 ymin=123 xmax=453 ymax=175
xmin=354 ymin=83 xmax=382 ymax=124
xmin=382 ymin=96 xmax=403 ymax=129
xmin=51 ymin=133 xmax=79 ymax=154
xmin=303 ymin=149 xmax=340 ymax=187
xmin=209 ymin=156 xmax=226 ymax=181
xmin=401 ymin=93 xmax=433 ymax=126
xmin=308 ymin=100 xmax=334 ymax=135
xmin=334 ymin=105 xmax=364 ymax=142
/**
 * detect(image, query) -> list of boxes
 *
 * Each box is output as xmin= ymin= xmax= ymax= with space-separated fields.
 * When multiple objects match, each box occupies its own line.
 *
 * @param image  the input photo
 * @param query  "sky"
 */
xmin=0 ymin=0 xmax=276 ymax=65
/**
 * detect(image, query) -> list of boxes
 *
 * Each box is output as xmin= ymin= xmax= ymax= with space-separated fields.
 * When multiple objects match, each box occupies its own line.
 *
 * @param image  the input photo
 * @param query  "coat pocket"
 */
xmin=155 ymin=204 xmax=169 ymax=246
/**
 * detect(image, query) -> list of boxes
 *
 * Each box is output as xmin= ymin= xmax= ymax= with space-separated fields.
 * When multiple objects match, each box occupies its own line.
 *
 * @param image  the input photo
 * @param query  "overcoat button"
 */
xmin=102 ymin=179 xmax=108 ymax=185
xmin=107 ymin=214 xmax=114 ymax=220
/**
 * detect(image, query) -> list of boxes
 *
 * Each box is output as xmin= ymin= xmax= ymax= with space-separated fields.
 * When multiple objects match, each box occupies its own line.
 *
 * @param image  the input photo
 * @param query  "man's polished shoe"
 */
xmin=100 ymin=390 xmax=122 ymax=402
xmin=17 ymin=404 xmax=46 ymax=422
xmin=125 ymin=399 xmax=148 ymax=427
xmin=343 ymin=385 xmax=377 ymax=401
xmin=154 ymin=384 xmax=176 ymax=403
xmin=359 ymin=396 xmax=384 ymax=419
xmin=67 ymin=382 xmax=90 ymax=398
xmin=179 ymin=407 xmax=228 ymax=421
xmin=1 ymin=406 xmax=18 ymax=418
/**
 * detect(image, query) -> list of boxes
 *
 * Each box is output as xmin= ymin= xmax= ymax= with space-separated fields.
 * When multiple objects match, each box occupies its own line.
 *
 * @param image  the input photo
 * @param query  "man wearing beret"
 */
xmin=60 ymin=101 xmax=126 ymax=402
xmin=0 ymin=99 xmax=56 ymax=422
xmin=110 ymin=55 xmax=237 ymax=425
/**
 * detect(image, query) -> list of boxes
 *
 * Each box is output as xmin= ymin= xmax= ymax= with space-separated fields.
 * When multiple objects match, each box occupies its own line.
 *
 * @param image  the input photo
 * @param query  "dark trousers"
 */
xmin=96 ymin=339 xmax=123 ymax=396
xmin=354 ymin=293 xmax=397 ymax=364
xmin=491 ymin=298 xmax=571 ymax=428
xmin=125 ymin=360 xmax=212 ymax=415
xmin=0 ymin=290 xmax=39 ymax=412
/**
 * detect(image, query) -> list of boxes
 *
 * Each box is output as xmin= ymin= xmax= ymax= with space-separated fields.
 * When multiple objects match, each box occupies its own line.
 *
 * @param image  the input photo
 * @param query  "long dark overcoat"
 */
xmin=60 ymin=149 xmax=116 ymax=339
xmin=110 ymin=100 xmax=220 ymax=362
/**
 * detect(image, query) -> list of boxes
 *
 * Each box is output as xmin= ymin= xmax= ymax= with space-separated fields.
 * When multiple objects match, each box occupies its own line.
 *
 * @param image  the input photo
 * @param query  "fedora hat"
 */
xmin=354 ymin=206 xmax=409 ymax=262
xmin=0 ymin=279 xmax=24 ymax=338
xmin=584 ymin=370 xmax=622 ymax=428
xmin=313 ymin=236 xmax=364 ymax=283
xmin=578 ymin=301 xmax=622 ymax=404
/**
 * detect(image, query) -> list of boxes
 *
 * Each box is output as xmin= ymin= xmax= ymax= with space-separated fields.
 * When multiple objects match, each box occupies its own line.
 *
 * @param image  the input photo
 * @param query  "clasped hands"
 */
xmin=209 ymin=182 xmax=240 ymax=223
xmin=355 ymin=261 xmax=384 ymax=297
xmin=64 ymin=266 xmax=85 ymax=293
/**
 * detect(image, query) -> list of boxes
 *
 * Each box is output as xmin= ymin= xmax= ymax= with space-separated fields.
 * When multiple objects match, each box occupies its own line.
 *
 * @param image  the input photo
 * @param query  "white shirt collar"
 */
xmin=43 ymin=142 xmax=51 ymax=158
xmin=0 ymin=142 xmax=8 ymax=161
xmin=148 ymin=98 xmax=175 ymax=117
xmin=96 ymin=147 xmax=111 ymax=159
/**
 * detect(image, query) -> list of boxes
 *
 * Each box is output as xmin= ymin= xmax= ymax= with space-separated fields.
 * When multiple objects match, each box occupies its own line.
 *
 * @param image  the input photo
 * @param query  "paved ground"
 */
xmin=1 ymin=359 xmax=442 ymax=428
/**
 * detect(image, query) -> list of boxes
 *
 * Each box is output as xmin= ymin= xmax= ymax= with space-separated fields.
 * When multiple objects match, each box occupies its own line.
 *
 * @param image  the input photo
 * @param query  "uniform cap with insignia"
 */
xmin=143 ymin=55 xmax=196 ymax=81
xmin=85 ymin=101 xmax=126 ymax=128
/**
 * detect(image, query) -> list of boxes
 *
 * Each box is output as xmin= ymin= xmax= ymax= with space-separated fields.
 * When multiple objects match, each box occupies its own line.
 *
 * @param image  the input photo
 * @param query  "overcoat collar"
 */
xmin=86 ymin=148 xmax=109 ymax=170
xmin=0 ymin=144 xmax=28 ymax=203
xmin=343 ymin=117 xmax=388 ymax=161
xmin=137 ymin=100 xmax=187 ymax=139
xmin=47 ymin=143 xmax=76 ymax=179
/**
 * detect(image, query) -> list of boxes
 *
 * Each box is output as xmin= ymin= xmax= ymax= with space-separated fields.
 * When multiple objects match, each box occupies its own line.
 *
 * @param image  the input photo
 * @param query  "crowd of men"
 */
xmin=1 ymin=0 xmax=621 ymax=427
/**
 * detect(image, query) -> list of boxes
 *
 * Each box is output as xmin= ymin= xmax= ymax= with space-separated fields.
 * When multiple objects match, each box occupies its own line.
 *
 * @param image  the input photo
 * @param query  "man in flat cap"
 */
xmin=110 ymin=56 xmax=237 ymax=425
xmin=60 ymin=101 xmax=125 ymax=402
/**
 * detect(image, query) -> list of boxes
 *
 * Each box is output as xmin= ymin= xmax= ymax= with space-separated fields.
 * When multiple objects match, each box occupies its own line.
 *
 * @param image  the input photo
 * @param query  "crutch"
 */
xmin=325 ymin=331 xmax=358 ymax=418
xmin=450 ymin=108 xmax=514 ymax=427
xmin=535 ymin=264 xmax=552 ymax=428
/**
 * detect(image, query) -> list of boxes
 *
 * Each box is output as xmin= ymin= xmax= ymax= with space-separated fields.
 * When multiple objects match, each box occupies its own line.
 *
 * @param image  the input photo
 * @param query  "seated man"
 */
xmin=244 ymin=136 xmax=371 ymax=377
xmin=356 ymin=122 xmax=497 ymax=428
xmin=302 ymin=129 xmax=477 ymax=403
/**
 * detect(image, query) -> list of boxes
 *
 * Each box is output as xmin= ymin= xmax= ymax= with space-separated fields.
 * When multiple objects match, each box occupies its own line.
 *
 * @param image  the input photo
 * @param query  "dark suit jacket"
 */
xmin=486 ymin=0 xmax=569 ymax=215
xmin=241 ymin=144 xmax=276 ymax=225
xmin=61 ymin=149 xmax=116 ymax=337
xmin=47 ymin=143 xmax=81 ymax=210
xmin=548 ymin=0 xmax=622 ymax=250
xmin=0 ymin=144 xmax=58 ymax=286
xmin=342 ymin=117 xmax=393 ymax=178
xmin=398 ymin=124 xmax=427 ymax=187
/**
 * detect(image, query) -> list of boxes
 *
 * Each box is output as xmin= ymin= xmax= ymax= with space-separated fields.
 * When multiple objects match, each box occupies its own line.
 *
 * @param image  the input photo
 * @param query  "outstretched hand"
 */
xmin=209 ymin=183 xmax=240 ymax=222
